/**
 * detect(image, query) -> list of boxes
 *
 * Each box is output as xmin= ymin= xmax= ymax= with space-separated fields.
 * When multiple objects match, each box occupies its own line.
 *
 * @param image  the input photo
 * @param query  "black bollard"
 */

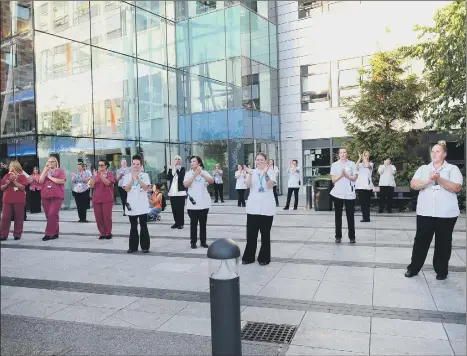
xmin=208 ymin=239 xmax=242 ymax=356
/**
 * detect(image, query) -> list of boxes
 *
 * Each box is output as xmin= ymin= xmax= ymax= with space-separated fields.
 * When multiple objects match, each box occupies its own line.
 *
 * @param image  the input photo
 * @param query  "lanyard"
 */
xmin=257 ymin=171 xmax=264 ymax=188
xmin=132 ymin=173 xmax=142 ymax=188
xmin=48 ymin=169 xmax=55 ymax=177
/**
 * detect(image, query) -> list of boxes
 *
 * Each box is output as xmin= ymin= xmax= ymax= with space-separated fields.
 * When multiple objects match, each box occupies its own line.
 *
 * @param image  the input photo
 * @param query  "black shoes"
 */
xmin=42 ymin=236 xmax=50 ymax=241
xmin=98 ymin=235 xmax=112 ymax=240
xmin=404 ymin=269 xmax=418 ymax=278
xmin=259 ymin=261 xmax=269 ymax=266
xmin=283 ymin=207 xmax=289 ymax=210
xmin=350 ymin=239 xmax=356 ymax=244
xmin=214 ymin=200 xmax=218 ymax=203
xmin=360 ymin=219 xmax=370 ymax=223
xmin=191 ymin=243 xmax=197 ymax=249
xmin=78 ymin=220 xmax=89 ymax=223
xmin=221 ymin=201 xmax=225 ymax=203
xmin=242 ymin=260 xmax=254 ymax=265
xmin=200 ymin=243 xmax=209 ymax=248
xmin=51 ymin=235 xmax=59 ymax=240
xmin=14 ymin=237 xmax=20 ymax=241
xmin=98 ymin=235 xmax=105 ymax=240
xmin=142 ymin=250 xmax=149 ymax=254
xmin=335 ymin=238 xmax=342 ymax=243
xmin=436 ymin=274 xmax=447 ymax=280
xmin=177 ymin=225 xmax=184 ymax=229
xmin=127 ymin=249 xmax=136 ymax=253
xmin=171 ymin=224 xmax=178 ymax=229
xmin=0 ymin=236 xmax=8 ymax=241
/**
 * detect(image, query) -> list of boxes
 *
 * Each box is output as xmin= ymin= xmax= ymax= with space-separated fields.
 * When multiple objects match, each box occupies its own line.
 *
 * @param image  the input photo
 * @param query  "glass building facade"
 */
xmin=0 ymin=0 xmax=279 ymax=208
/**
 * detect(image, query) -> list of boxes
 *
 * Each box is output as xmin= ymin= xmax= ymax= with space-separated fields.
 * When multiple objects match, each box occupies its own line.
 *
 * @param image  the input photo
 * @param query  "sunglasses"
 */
xmin=98 ymin=164 xmax=106 ymax=167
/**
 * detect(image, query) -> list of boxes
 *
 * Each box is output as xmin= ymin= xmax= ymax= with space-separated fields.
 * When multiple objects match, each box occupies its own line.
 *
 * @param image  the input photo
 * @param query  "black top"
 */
xmin=167 ymin=167 xmax=186 ymax=193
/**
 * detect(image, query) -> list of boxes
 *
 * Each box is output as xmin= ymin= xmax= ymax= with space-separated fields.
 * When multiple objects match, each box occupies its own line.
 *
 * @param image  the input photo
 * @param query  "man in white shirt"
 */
xmin=330 ymin=148 xmax=358 ymax=243
xmin=377 ymin=157 xmax=397 ymax=213
xmin=284 ymin=160 xmax=300 ymax=210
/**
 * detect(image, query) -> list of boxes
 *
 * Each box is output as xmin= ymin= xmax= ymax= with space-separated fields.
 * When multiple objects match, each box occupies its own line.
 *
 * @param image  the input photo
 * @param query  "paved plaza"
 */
xmin=1 ymin=198 xmax=466 ymax=355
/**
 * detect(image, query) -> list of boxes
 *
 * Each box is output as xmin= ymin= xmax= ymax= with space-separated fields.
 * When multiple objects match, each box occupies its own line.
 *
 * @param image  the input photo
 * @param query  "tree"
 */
xmin=341 ymin=50 xmax=427 ymax=185
xmin=399 ymin=0 xmax=466 ymax=142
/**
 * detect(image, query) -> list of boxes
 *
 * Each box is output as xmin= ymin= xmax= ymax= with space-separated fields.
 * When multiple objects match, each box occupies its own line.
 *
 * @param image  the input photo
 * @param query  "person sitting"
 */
xmin=148 ymin=184 xmax=163 ymax=221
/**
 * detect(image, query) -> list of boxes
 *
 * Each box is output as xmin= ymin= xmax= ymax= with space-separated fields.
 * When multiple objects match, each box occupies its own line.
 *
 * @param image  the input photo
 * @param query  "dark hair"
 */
xmin=189 ymin=155 xmax=204 ymax=169
xmin=256 ymin=152 xmax=267 ymax=161
xmin=154 ymin=183 xmax=161 ymax=190
xmin=77 ymin=162 xmax=84 ymax=167
xmin=132 ymin=154 xmax=143 ymax=165
xmin=269 ymin=159 xmax=275 ymax=168
xmin=292 ymin=159 xmax=298 ymax=165
xmin=99 ymin=159 xmax=109 ymax=168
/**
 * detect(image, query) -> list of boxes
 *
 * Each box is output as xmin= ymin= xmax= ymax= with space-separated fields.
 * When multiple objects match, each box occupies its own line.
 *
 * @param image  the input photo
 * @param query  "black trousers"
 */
xmin=357 ymin=189 xmax=372 ymax=221
xmin=128 ymin=214 xmax=150 ymax=251
xmin=408 ymin=215 xmax=458 ymax=276
xmin=285 ymin=188 xmax=299 ymax=209
xmin=243 ymin=214 xmax=274 ymax=264
xmin=170 ymin=196 xmax=186 ymax=227
xmin=29 ymin=190 xmax=42 ymax=213
xmin=119 ymin=187 xmax=128 ymax=213
xmin=187 ymin=209 xmax=209 ymax=244
xmin=237 ymin=189 xmax=246 ymax=207
xmin=379 ymin=186 xmax=394 ymax=213
xmin=214 ymin=183 xmax=224 ymax=202
xmin=73 ymin=190 xmax=89 ymax=221
xmin=333 ymin=197 xmax=355 ymax=240
xmin=272 ymin=186 xmax=279 ymax=206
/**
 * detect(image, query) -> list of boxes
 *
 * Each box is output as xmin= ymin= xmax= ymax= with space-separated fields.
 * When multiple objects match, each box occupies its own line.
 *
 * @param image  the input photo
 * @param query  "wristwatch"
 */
xmin=265 ymin=174 xmax=270 ymax=182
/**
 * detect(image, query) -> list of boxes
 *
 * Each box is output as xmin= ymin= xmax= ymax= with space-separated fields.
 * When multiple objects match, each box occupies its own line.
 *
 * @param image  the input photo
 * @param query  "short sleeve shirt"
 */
xmin=413 ymin=162 xmax=463 ymax=218
xmin=246 ymin=168 xmax=277 ymax=216
xmin=122 ymin=172 xmax=151 ymax=216
xmin=1 ymin=173 xmax=28 ymax=204
xmin=184 ymin=170 xmax=213 ymax=210
xmin=92 ymin=171 xmax=115 ymax=204
xmin=117 ymin=168 xmax=131 ymax=188
xmin=41 ymin=168 xmax=67 ymax=200
xmin=330 ymin=160 xmax=357 ymax=200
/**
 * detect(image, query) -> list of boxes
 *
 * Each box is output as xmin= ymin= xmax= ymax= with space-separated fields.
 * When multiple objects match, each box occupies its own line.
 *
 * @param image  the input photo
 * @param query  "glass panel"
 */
xmin=250 ymin=12 xmax=269 ymax=66
xmin=192 ymin=111 xmax=227 ymax=141
xmin=166 ymin=20 xmax=176 ymax=67
xmin=1 ymin=1 xmax=32 ymax=40
xmin=225 ymin=6 xmax=241 ymax=58
xmin=227 ymin=84 xmax=243 ymax=109
xmin=90 ymin=1 xmax=136 ymax=57
xmin=339 ymin=68 xmax=359 ymax=88
xmin=139 ymin=141 xmax=167 ymax=184
xmin=228 ymin=109 xmax=243 ymax=139
xmin=189 ymin=10 xmax=225 ymax=66
xmin=165 ymin=1 xmax=175 ymax=20
xmin=338 ymin=57 xmax=362 ymax=70
xmin=134 ymin=1 xmax=165 ymax=17
xmin=271 ymin=114 xmax=279 ymax=140
xmin=190 ymin=59 xmax=226 ymax=82
xmin=35 ymin=32 xmax=93 ymax=137
xmin=178 ymin=114 xmax=192 ymax=142
xmin=268 ymin=1 xmax=277 ymax=24
xmin=269 ymin=22 xmax=277 ymax=69
xmin=257 ymin=1 xmax=268 ymax=18
xmin=1 ymin=35 xmax=35 ymax=136
xmin=168 ymin=68 xmax=178 ymax=142
xmin=92 ymin=47 xmax=138 ymax=140
xmin=259 ymin=64 xmax=271 ymax=112
xmin=175 ymin=20 xmax=189 ymax=68
xmin=137 ymin=59 xmax=169 ymax=141
xmin=177 ymin=71 xmax=190 ymax=114
xmin=34 ymin=1 xmax=91 ymax=42
xmin=243 ymin=109 xmax=253 ymax=138
xmin=136 ymin=8 xmax=166 ymax=65
xmin=271 ymin=68 xmax=279 ymax=114
xmin=191 ymin=75 xmax=227 ymax=113
xmin=0 ymin=1 xmax=13 ymax=40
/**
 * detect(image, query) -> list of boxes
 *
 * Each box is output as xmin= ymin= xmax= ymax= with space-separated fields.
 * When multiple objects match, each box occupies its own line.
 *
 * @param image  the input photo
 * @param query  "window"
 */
xmin=298 ymin=0 xmax=322 ymax=19
xmin=304 ymin=147 xmax=331 ymax=177
xmin=301 ymin=63 xmax=330 ymax=111
xmin=338 ymin=56 xmax=370 ymax=106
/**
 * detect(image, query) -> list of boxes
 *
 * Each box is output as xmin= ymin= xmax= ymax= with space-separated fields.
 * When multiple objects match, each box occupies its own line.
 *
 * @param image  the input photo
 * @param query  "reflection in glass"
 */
xmin=269 ymin=22 xmax=277 ymax=69
xmin=92 ymin=47 xmax=138 ymax=140
xmin=250 ymin=12 xmax=269 ymax=66
xmin=191 ymin=75 xmax=227 ymax=113
xmin=35 ymin=32 xmax=93 ymax=137
xmin=192 ymin=111 xmax=227 ymax=141
xmin=189 ymin=10 xmax=225 ymax=66
xmin=90 ymin=1 xmax=136 ymax=57
xmin=139 ymin=141 xmax=167 ymax=185
xmin=175 ymin=20 xmax=189 ymax=68
xmin=136 ymin=8 xmax=167 ymax=65
xmin=137 ymin=60 xmax=169 ymax=142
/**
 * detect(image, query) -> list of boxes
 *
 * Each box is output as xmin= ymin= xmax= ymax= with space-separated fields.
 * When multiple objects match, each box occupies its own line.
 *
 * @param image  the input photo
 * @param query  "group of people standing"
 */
xmin=329 ymin=142 xmax=462 ymax=280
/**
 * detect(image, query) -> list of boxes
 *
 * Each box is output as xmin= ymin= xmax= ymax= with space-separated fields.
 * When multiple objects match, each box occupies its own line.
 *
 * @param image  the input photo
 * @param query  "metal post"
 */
xmin=306 ymin=179 xmax=312 ymax=210
xmin=208 ymin=239 xmax=242 ymax=356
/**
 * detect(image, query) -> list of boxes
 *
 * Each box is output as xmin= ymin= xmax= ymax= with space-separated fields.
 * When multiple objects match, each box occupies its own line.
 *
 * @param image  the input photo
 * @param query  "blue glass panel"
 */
xmin=260 ymin=111 xmax=271 ymax=140
xmin=209 ymin=111 xmax=228 ymax=140
xmin=252 ymin=110 xmax=261 ymax=138
xmin=244 ymin=110 xmax=253 ymax=138
xmin=272 ymin=114 xmax=279 ymax=140
xmin=228 ymin=109 xmax=244 ymax=139
xmin=178 ymin=114 xmax=192 ymax=142
xmin=192 ymin=112 xmax=209 ymax=141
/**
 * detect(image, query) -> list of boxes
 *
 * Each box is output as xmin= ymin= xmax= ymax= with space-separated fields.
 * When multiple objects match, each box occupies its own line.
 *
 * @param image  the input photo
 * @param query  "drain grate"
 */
xmin=241 ymin=321 xmax=297 ymax=344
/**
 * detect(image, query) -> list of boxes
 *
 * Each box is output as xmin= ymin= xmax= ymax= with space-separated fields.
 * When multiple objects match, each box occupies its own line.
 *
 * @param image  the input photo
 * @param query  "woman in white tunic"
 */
xmin=377 ymin=157 xmax=397 ymax=213
xmin=123 ymin=155 xmax=151 ymax=253
xmin=242 ymin=153 xmax=276 ymax=266
xmin=184 ymin=156 xmax=214 ymax=249
xmin=405 ymin=141 xmax=463 ymax=280
xmin=235 ymin=164 xmax=247 ymax=207
xmin=355 ymin=151 xmax=374 ymax=222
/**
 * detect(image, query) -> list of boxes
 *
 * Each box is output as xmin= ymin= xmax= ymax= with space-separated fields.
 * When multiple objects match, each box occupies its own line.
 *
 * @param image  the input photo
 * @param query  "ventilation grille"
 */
xmin=241 ymin=321 xmax=297 ymax=344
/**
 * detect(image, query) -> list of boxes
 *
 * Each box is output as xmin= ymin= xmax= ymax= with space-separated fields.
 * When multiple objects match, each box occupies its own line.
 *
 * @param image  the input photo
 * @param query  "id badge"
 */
xmin=258 ymin=187 xmax=265 ymax=193
xmin=433 ymin=185 xmax=440 ymax=191
xmin=13 ymin=187 xmax=18 ymax=192
xmin=47 ymin=185 xmax=52 ymax=189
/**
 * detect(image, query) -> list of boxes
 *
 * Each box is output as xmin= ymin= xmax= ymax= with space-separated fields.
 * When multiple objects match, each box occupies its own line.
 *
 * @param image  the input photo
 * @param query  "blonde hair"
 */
xmin=437 ymin=140 xmax=447 ymax=153
xmin=48 ymin=156 xmax=59 ymax=167
xmin=9 ymin=160 xmax=23 ymax=173
xmin=174 ymin=155 xmax=182 ymax=161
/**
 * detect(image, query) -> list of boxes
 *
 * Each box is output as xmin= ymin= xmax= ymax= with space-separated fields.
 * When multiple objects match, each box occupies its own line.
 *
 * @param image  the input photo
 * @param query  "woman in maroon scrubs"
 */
xmin=0 ymin=161 xmax=28 ymax=240
xmin=90 ymin=159 xmax=115 ymax=239
xmin=39 ymin=155 xmax=66 ymax=241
